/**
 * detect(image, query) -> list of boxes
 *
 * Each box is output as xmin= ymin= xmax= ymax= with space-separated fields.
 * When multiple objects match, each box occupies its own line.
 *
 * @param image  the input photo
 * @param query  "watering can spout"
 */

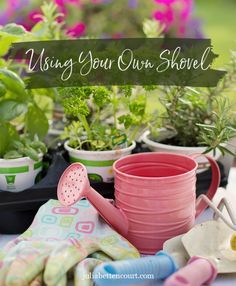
xmin=88 ymin=188 xmax=129 ymax=237
xmin=57 ymin=162 xmax=129 ymax=237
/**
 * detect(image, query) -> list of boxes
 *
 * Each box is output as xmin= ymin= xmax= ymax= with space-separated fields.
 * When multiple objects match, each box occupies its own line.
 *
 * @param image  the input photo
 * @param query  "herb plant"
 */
xmin=61 ymin=86 xmax=157 ymax=151
xmin=150 ymin=51 xmax=236 ymax=155
xmin=0 ymin=68 xmax=48 ymax=160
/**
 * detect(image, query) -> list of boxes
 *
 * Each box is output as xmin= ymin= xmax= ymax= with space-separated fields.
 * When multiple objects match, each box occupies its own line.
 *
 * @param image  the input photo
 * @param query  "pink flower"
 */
xmin=55 ymin=0 xmax=64 ymax=6
xmin=66 ymin=22 xmax=86 ymax=37
xmin=112 ymin=33 xmax=124 ymax=39
xmin=55 ymin=0 xmax=80 ymax=6
xmin=153 ymin=0 xmax=195 ymax=37
xmin=153 ymin=7 xmax=174 ymax=31
xmin=28 ymin=10 xmax=42 ymax=23
xmin=154 ymin=0 xmax=176 ymax=5
xmin=180 ymin=0 xmax=193 ymax=20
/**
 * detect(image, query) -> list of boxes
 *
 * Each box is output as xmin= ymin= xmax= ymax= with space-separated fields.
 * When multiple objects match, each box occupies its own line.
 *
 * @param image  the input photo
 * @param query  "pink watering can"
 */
xmin=57 ymin=152 xmax=220 ymax=254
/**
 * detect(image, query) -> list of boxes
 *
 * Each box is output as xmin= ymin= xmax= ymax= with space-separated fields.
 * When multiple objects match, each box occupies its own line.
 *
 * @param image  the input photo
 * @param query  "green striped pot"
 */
xmin=0 ymin=155 xmax=43 ymax=192
xmin=64 ymin=140 xmax=136 ymax=183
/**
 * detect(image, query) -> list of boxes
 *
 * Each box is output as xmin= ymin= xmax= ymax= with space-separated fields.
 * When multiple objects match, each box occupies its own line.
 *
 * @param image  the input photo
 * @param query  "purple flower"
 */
xmin=55 ymin=0 xmax=80 ymax=6
xmin=0 ymin=13 xmax=9 ymax=25
xmin=128 ymin=0 xmax=138 ymax=9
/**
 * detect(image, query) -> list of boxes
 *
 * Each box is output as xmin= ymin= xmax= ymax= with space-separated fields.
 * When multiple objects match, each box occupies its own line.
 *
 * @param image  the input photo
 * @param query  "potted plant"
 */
xmin=142 ymin=51 xmax=236 ymax=172
xmin=0 ymin=3 xmax=68 ymax=149
xmin=61 ymin=86 xmax=156 ymax=182
xmin=0 ymin=68 xmax=48 ymax=192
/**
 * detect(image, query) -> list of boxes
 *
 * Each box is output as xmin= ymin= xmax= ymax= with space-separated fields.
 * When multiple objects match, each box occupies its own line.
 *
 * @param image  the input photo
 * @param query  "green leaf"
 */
xmin=129 ymin=100 xmax=146 ymax=117
xmin=1 ymin=23 xmax=27 ymax=36
xmin=10 ymin=140 xmax=24 ymax=150
xmin=4 ymin=150 xmax=22 ymax=159
xmin=0 ymin=123 xmax=9 ymax=157
xmin=218 ymin=145 xmax=236 ymax=157
xmin=118 ymin=114 xmax=138 ymax=129
xmin=0 ymin=36 xmax=15 ymax=57
xmin=0 ymin=69 xmax=28 ymax=100
xmin=62 ymin=96 xmax=90 ymax=117
xmin=93 ymin=87 xmax=110 ymax=108
xmin=25 ymin=104 xmax=49 ymax=140
xmin=23 ymin=147 xmax=39 ymax=161
xmin=0 ymin=82 xmax=6 ymax=97
xmin=0 ymin=123 xmax=18 ymax=157
xmin=0 ymin=100 xmax=27 ymax=121
xmin=30 ymin=140 xmax=47 ymax=154
xmin=31 ymin=21 xmax=50 ymax=39
xmin=0 ymin=24 xmax=29 ymax=56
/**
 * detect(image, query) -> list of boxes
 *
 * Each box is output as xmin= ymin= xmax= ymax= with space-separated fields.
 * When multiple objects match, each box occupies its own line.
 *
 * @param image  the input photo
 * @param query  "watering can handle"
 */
xmin=190 ymin=154 xmax=220 ymax=218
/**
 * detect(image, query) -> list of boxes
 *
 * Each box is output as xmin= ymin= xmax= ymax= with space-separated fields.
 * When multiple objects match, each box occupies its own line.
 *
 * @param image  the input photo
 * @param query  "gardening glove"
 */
xmin=0 ymin=199 xmax=139 ymax=286
xmin=74 ymin=258 xmax=105 ymax=286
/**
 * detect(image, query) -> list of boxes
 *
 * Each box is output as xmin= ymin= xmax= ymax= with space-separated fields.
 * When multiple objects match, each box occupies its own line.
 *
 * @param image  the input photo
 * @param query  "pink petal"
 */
xmin=28 ymin=10 xmax=42 ymax=23
xmin=153 ymin=10 xmax=165 ymax=21
xmin=154 ymin=0 xmax=176 ymax=5
xmin=66 ymin=22 xmax=86 ymax=38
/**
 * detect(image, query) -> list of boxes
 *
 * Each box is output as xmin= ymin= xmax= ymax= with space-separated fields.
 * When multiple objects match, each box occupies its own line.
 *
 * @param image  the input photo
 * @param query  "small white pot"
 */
xmin=64 ymin=140 xmax=136 ymax=183
xmin=0 ymin=156 xmax=43 ymax=192
xmin=142 ymin=131 xmax=222 ymax=172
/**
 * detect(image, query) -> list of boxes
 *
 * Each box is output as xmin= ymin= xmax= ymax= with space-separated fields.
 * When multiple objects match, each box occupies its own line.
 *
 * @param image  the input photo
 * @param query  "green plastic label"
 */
xmin=88 ymin=173 xmax=103 ymax=182
xmin=5 ymin=175 xmax=16 ymax=184
xmin=112 ymin=133 xmax=127 ymax=146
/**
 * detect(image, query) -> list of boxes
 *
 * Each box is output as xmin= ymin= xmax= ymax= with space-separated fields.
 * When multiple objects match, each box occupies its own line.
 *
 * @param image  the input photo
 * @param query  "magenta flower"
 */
xmin=55 ymin=0 xmax=80 ymax=6
xmin=28 ymin=10 xmax=42 ymax=23
xmin=153 ymin=7 xmax=174 ymax=31
xmin=152 ymin=0 xmax=200 ymax=37
xmin=154 ymin=0 xmax=176 ymax=5
xmin=66 ymin=22 xmax=86 ymax=38
xmin=112 ymin=33 xmax=124 ymax=39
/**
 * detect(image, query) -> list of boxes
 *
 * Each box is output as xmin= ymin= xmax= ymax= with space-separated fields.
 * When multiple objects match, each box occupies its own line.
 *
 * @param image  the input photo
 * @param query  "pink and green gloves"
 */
xmin=0 ymin=199 xmax=140 ymax=286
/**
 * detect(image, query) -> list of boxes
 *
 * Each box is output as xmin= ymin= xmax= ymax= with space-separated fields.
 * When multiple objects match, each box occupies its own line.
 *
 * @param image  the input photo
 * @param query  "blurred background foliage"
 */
xmin=196 ymin=0 xmax=236 ymax=67
xmin=0 ymin=0 xmax=235 ymax=108
xmin=0 ymin=0 xmax=235 ymax=66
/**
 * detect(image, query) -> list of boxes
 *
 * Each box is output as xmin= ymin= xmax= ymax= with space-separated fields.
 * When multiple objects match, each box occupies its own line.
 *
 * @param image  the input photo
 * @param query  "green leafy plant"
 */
xmin=0 ymin=2 xmax=69 ymax=156
xmin=30 ymin=2 xmax=65 ymax=41
xmin=149 ymin=51 xmax=236 ymax=155
xmin=0 ymin=2 xmax=65 ymax=59
xmin=197 ymin=97 xmax=236 ymax=155
xmin=3 ymin=135 xmax=47 ymax=161
xmin=0 ymin=68 xmax=48 ymax=160
xmin=61 ymin=86 xmax=157 ymax=151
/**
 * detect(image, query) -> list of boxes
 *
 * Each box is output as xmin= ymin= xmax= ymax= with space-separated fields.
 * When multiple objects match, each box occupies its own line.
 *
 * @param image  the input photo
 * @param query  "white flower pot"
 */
xmin=218 ymin=137 xmax=236 ymax=177
xmin=142 ymin=131 xmax=222 ymax=172
xmin=0 ymin=156 xmax=43 ymax=192
xmin=64 ymin=140 xmax=136 ymax=183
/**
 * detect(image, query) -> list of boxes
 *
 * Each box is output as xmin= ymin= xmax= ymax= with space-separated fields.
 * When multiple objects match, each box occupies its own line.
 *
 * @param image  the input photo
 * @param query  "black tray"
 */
xmin=0 ymin=143 xmax=228 ymax=234
xmin=0 ymin=148 xmax=115 ymax=234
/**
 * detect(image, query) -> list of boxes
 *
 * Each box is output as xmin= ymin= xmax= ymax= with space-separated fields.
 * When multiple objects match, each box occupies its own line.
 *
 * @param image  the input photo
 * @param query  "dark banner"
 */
xmin=10 ymin=38 xmax=226 ymax=88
